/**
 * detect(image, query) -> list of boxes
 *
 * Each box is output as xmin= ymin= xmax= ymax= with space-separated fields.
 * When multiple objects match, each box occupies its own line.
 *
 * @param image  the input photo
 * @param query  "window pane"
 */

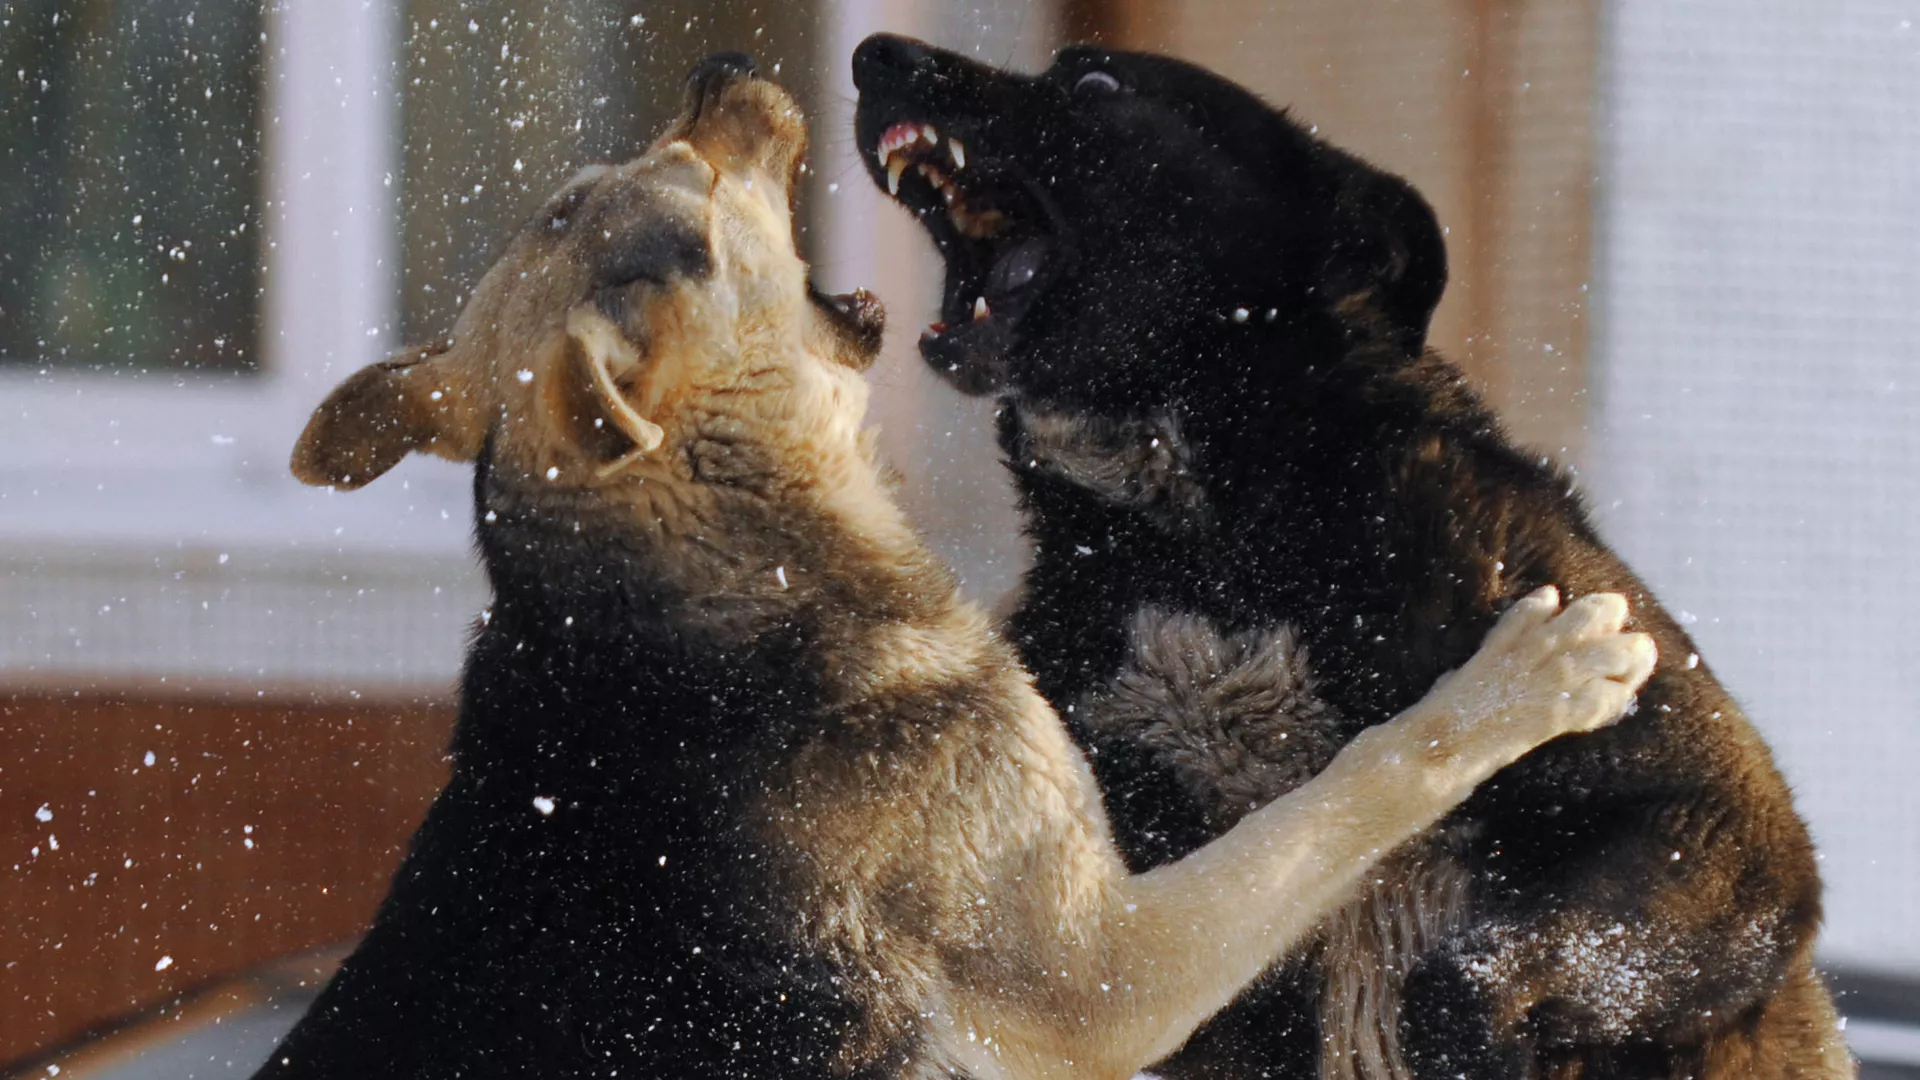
xmin=400 ymin=0 xmax=822 ymax=344
xmin=0 ymin=0 xmax=264 ymax=373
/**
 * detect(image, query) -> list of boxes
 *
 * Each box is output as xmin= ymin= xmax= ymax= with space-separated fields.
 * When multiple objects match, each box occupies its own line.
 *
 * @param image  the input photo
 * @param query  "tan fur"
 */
xmin=290 ymin=71 xmax=1660 ymax=1080
xmin=1699 ymin=952 xmax=1854 ymax=1080
xmin=1012 ymin=406 xmax=1209 ymax=523
xmin=1079 ymin=607 xmax=1346 ymax=820
xmin=1079 ymin=608 xmax=1488 ymax=1080
xmin=1319 ymin=853 xmax=1473 ymax=1080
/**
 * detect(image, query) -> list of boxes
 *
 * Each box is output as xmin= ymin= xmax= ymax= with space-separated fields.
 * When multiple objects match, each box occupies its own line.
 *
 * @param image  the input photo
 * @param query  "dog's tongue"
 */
xmin=917 ymin=236 xmax=1052 ymax=394
xmin=932 ymin=236 xmax=1051 ymax=337
xmin=988 ymin=238 xmax=1048 ymax=297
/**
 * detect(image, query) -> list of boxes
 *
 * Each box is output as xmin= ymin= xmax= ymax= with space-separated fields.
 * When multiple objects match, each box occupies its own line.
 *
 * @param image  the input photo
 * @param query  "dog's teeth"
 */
xmin=878 ymin=123 xmax=916 ymax=160
xmin=949 ymin=138 xmax=966 ymax=171
xmin=973 ymin=296 xmax=990 ymax=321
xmin=887 ymin=155 xmax=907 ymax=195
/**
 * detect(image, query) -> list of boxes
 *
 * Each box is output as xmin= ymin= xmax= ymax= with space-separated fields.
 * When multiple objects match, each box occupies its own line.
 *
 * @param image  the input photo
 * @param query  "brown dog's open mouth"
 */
xmin=857 ymin=113 xmax=1062 ymax=392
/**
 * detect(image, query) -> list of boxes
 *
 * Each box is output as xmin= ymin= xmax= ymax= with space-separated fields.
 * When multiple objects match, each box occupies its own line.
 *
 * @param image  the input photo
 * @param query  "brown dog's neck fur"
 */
xmin=477 ymin=411 xmax=980 ymax=689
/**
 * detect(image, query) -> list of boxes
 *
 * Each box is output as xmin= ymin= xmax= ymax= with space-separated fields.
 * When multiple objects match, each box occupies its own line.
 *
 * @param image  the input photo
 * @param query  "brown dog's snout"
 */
xmin=668 ymin=51 xmax=805 ymax=186
xmin=679 ymin=50 xmax=760 ymax=136
xmin=686 ymin=51 xmax=757 ymax=104
xmin=823 ymin=289 xmax=886 ymax=370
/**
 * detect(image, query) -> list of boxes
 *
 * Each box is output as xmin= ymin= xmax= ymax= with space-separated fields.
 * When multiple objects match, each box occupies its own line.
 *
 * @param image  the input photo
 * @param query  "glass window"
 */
xmin=0 ymin=0 xmax=264 ymax=372
xmin=398 ymin=0 xmax=823 ymax=342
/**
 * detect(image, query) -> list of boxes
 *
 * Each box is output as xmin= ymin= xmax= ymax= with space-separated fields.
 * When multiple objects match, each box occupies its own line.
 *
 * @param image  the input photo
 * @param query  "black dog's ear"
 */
xmin=1323 ymin=165 xmax=1449 ymax=348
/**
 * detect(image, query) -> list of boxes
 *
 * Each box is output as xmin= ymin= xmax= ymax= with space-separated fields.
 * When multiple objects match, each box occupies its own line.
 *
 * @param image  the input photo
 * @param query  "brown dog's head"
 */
xmin=291 ymin=55 xmax=884 ymax=511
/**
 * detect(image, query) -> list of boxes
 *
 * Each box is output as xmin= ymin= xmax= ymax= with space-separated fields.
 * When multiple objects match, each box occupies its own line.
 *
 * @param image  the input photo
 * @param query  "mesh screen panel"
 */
xmin=1592 ymin=0 xmax=1920 ymax=972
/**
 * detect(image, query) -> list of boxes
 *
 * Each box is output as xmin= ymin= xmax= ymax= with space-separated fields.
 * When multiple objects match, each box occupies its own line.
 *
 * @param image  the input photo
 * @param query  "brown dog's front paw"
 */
xmin=1419 ymin=588 xmax=1656 ymax=781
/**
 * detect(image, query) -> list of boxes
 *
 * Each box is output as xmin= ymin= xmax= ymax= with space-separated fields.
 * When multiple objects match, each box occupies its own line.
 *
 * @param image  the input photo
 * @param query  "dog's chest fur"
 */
xmin=1072 ymin=606 xmax=1469 ymax=1080
xmin=1024 ymin=406 xmax=1476 ymax=1080
xmin=1010 ymin=407 xmax=1210 ymax=527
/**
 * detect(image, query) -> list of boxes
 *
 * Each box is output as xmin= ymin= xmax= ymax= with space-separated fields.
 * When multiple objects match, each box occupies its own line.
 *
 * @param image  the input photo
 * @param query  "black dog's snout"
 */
xmin=852 ymin=33 xmax=936 ymax=90
xmin=686 ymin=52 xmax=757 ymax=98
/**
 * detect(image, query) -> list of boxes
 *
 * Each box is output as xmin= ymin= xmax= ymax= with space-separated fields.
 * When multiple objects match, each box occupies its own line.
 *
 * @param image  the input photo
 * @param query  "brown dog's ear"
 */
xmin=290 ymin=342 xmax=486 ymax=489
xmin=566 ymin=306 xmax=667 ymax=477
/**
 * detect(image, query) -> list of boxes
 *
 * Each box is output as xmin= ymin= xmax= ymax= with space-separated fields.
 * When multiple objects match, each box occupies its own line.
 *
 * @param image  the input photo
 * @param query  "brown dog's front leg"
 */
xmin=1038 ymin=589 xmax=1656 ymax=1080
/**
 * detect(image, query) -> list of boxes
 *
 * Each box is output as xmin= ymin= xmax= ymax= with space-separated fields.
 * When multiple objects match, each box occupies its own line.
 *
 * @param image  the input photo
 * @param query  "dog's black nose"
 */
xmin=852 ymin=33 xmax=934 ymax=87
xmin=687 ymin=52 xmax=757 ymax=98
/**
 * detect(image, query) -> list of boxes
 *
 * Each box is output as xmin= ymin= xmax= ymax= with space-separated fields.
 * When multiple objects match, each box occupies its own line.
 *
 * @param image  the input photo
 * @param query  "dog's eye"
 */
xmin=1074 ymin=70 xmax=1122 ymax=96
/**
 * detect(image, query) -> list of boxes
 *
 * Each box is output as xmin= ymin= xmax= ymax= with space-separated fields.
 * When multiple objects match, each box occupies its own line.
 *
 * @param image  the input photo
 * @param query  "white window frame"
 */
xmin=0 ymin=0 xmax=482 ymax=696
xmin=0 ymin=0 xmax=1018 ymax=695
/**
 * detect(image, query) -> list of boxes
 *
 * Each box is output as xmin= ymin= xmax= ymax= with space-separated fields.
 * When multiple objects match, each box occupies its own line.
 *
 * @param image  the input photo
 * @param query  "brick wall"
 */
xmin=0 ymin=693 xmax=453 ymax=1065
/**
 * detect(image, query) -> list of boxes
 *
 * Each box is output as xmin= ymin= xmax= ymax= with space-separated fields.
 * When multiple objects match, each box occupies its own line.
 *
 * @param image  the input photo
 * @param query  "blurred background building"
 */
xmin=2 ymin=0 xmax=1916 ymax=1074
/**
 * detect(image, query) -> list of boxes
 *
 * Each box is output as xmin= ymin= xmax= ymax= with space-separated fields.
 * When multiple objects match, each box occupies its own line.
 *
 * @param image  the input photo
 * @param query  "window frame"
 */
xmin=0 ymin=0 xmax=481 ymax=696
xmin=0 ymin=0 xmax=963 ymax=695
xmin=0 ymin=0 xmax=428 ymax=521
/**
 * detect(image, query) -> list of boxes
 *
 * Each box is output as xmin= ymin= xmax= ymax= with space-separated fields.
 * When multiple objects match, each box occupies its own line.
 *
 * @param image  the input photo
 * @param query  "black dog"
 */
xmin=855 ymin=36 xmax=1849 ymax=1079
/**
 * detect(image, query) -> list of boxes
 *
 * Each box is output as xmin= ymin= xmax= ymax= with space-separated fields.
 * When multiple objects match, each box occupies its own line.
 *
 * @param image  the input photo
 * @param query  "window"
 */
xmin=397 ymin=0 xmax=826 ymax=341
xmin=1 ymin=1 xmax=265 ymax=373
xmin=0 ymin=0 xmax=469 ymax=699
xmin=1 ymin=0 xmax=872 ymax=1062
xmin=0 ymin=1 xmax=833 ymax=694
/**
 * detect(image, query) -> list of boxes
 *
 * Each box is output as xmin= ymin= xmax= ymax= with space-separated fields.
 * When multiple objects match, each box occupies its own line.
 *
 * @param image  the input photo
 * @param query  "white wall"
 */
xmin=814 ymin=0 xmax=1051 ymax=603
xmin=1592 ymin=1 xmax=1920 ymax=973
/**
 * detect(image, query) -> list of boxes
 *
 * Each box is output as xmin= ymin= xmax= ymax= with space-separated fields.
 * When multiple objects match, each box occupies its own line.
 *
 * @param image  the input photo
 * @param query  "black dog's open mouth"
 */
xmin=856 ymin=115 xmax=1060 ymax=392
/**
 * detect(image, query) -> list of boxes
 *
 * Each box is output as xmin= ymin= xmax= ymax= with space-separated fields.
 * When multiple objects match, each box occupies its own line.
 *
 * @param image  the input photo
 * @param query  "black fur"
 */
xmin=855 ymin=36 xmax=1844 ymax=1079
xmin=254 ymin=461 xmax=891 ymax=1079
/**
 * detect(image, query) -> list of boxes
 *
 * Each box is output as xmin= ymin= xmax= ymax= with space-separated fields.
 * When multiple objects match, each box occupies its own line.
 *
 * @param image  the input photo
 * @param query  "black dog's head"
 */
xmin=853 ymin=34 xmax=1446 ymax=411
